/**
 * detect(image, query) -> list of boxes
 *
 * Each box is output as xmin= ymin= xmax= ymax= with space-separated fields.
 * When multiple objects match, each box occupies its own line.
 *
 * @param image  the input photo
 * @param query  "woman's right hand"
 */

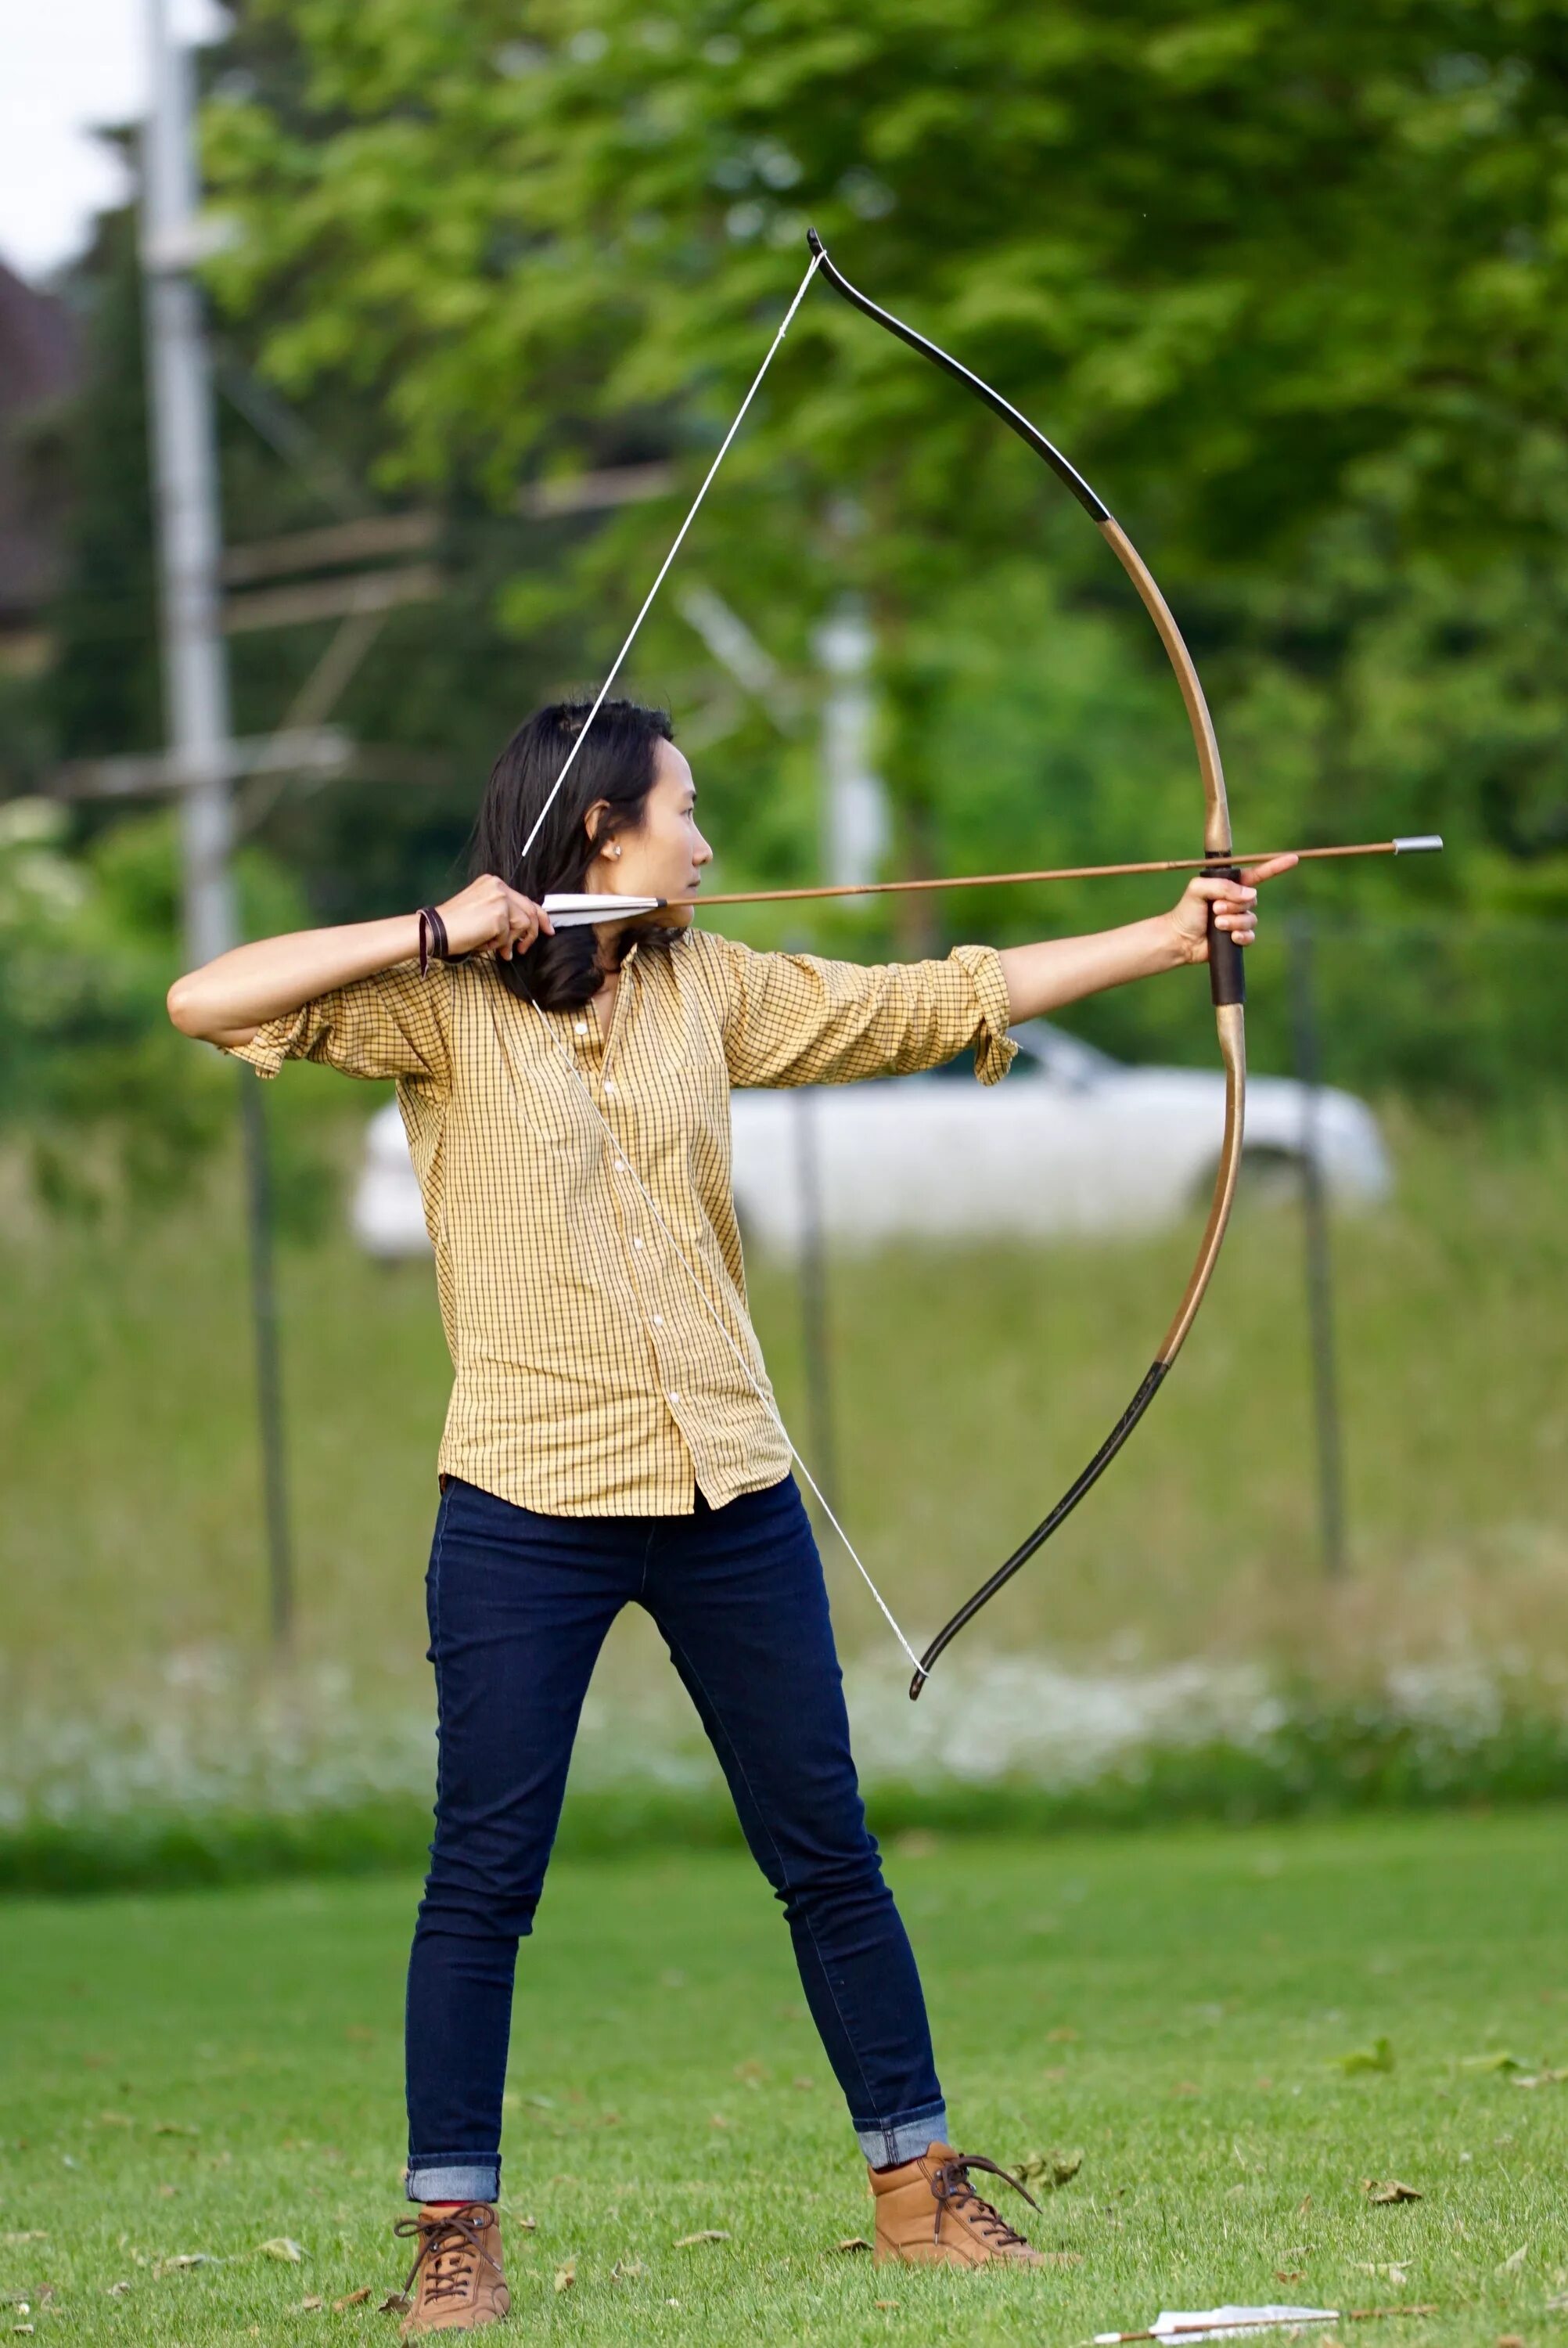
xmin=437 ymin=874 xmax=555 ymax=961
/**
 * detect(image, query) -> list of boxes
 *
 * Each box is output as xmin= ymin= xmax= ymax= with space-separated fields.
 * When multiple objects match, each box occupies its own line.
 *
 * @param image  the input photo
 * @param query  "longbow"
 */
xmin=800 ymin=227 xmax=1247 ymax=1698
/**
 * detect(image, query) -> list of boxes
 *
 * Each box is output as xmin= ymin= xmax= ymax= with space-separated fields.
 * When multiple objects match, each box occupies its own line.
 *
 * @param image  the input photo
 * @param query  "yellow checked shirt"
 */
xmin=228 ymin=929 xmax=1016 ymax=1516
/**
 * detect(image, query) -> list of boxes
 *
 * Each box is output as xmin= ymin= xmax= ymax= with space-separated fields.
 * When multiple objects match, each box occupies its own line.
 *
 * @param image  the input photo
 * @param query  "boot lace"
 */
xmin=930 ymin=2152 xmax=1041 ymax=2249
xmin=393 ymin=2202 xmax=502 ymax=2310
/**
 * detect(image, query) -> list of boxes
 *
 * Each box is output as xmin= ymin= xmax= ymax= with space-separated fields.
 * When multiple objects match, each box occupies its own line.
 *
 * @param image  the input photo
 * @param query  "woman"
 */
xmin=168 ymin=697 xmax=1289 ymax=2333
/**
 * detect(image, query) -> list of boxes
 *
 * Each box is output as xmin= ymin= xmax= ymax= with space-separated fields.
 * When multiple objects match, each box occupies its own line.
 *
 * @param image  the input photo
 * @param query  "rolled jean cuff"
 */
xmin=405 ymin=2157 xmax=500 ymax=2205
xmin=854 ymin=2103 xmax=949 ymax=2168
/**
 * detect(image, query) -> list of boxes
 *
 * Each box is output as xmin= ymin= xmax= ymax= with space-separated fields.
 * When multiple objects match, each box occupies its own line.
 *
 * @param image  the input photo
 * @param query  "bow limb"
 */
xmin=1095 ymin=518 xmax=1248 ymax=1357
xmin=803 ymin=228 xmax=1248 ymax=1698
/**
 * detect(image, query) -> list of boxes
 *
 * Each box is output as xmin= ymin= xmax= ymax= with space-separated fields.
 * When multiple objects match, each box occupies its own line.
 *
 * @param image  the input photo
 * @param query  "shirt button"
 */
xmin=633 ymin=1236 xmax=643 ymax=1250
xmin=653 ymin=1313 xmax=664 ymax=1327
xmin=574 ymin=1021 xmax=588 ymax=1035
xmin=667 ymin=1391 xmax=679 ymax=1406
xmin=614 ymin=1158 xmax=628 ymax=1173
xmin=603 ymin=1078 xmax=616 ymax=1093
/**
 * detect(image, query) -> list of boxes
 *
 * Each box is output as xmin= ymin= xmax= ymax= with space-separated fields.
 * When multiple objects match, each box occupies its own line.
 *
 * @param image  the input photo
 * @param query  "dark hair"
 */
xmin=470 ymin=697 xmax=682 ymax=1012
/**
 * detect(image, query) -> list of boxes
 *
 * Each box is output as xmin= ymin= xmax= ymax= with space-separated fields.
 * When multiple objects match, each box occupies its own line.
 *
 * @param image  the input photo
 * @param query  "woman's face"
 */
xmin=590 ymin=737 xmax=711 ymax=926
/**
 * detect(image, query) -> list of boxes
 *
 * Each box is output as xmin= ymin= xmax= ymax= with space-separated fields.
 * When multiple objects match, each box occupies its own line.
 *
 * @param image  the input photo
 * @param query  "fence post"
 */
xmin=1286 ymin=914 xmax=1348 ymax=1579
xmin=239 ymin=1075 xmax=295 ymax=1646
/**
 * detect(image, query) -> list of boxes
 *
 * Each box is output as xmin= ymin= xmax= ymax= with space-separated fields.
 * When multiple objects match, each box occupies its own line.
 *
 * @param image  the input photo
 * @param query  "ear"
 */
xmin=583 ymin=798 xmax=615 ymax=855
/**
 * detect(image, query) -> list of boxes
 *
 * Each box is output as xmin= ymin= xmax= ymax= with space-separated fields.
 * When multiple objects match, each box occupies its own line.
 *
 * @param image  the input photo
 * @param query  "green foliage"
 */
xmin=38 ymin=210 xmax=164 ymax=766
xmin=206 ymin=0 xmax=1568 ymax=559
xmin=0 ymin=802 xmax=229 ymax=1210
xmin=0 ymin=801 xmax=337 ymax=1219
xmin=23 ymin=161 xmax=602 ymax=931
xmin=200 ymin=0 xmax=1568 ymax=948
xmin=20 ymin=0 xmax=1568 ymax=1098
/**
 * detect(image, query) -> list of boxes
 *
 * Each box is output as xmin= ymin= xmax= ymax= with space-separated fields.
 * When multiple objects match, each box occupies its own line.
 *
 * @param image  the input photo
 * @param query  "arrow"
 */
xmin=541 ymin=836 xmax=1442 ymax=927
xmin=1087 ymin=2307 xmax=1440 ymax=2345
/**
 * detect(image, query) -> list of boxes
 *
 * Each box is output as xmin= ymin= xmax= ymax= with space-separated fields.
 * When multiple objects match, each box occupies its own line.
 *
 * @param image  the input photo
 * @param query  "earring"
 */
xmin=611 ymin=844 xmax=621 ymax=858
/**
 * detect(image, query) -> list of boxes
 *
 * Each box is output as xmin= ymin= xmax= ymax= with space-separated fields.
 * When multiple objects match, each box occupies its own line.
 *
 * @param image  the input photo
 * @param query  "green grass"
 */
xmin=3 ymin=1810 xmax=1567 ymax=2344
xmin=2 ymin=1095 xmax=1566 ymax=1718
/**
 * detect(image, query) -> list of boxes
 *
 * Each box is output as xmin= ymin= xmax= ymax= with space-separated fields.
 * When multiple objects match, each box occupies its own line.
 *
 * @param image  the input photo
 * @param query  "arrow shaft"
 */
xmin=670 ymin=837 xmax=1440 ymax=911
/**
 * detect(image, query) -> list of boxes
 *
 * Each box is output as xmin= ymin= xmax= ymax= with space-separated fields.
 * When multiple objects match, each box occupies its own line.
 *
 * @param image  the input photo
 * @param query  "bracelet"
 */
xmin=417 ymin=905 xmax=450 ymax=976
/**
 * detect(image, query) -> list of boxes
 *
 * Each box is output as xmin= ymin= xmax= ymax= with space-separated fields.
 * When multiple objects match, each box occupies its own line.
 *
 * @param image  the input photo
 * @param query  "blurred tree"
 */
xmin=27 ymin=88 xmax=674 ymax=929
xmin=201 ymin=0 xmax=1568 ymax=937
xmin=12 ymin=0 xmax=1568 ymax=1111
xmin=0 ymin=798 xmax=232 ymax=1210
xmin=40 ymin=208 xmax=163 ymax=769
xmin=0 ymin=797 xmax=347 ymax=1224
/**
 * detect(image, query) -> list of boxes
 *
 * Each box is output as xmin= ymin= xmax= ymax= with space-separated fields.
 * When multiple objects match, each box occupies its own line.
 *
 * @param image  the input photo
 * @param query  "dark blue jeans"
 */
xmin=405 ymin=1472 xmax=947 ymax=2202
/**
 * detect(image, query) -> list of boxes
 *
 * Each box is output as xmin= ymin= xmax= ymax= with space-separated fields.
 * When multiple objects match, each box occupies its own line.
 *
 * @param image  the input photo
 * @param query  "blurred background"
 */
xmin=3 ymin=0 xmax=1567 ymax=1890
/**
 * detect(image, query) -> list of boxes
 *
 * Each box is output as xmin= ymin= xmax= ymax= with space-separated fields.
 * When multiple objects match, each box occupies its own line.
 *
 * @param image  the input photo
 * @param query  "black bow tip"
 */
xmin=908 ymin=1663 xmax=930 ymax=1702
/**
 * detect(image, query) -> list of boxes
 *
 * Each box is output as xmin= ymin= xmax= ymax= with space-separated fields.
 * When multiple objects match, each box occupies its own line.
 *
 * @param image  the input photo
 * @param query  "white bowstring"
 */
xmin=509 ymin=246 xmax=913 ymax=1667
xmin=519 ymin=248 xmax=824 ymax=865
xmin=527 ymin=996 xmax=922 ymax=1674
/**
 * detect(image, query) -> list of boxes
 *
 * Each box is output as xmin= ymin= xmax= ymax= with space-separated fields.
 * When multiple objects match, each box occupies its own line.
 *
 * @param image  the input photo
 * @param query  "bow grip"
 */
xmin=1206 ymin=862 xmax=1246 ymax=1008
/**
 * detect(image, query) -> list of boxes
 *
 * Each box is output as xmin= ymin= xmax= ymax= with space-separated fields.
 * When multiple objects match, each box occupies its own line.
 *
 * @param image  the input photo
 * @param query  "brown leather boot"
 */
xmin=391 ymin=2203 xmax=510 ymax=2335
xmin=870 ymin=2142 xmax=1045 ymax=2266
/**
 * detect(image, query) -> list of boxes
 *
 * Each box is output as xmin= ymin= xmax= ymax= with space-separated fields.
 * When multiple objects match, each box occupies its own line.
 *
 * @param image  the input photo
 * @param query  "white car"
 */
xmin=351 ymin=1020 xmax=1390 ymax=1259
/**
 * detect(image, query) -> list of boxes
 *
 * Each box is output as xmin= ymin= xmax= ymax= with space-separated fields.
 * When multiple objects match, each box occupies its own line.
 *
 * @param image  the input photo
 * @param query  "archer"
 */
xmin=167 ymin=695 xmax=1290 ymax=2328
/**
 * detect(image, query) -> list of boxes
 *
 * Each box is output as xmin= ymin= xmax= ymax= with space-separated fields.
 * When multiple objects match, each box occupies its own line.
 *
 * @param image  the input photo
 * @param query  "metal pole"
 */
xmin=1286 ymin=916 xmax=1348 ymax=1579
xmin=141 ymin=0 xmax=294 ymax=1644
xmin=140 ymin=0 xmax=235 ymax=967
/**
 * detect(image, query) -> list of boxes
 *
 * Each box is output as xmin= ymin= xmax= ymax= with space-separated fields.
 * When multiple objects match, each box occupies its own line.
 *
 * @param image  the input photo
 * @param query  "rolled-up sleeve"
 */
xmin=710 ymin=935 xmax=1016 ymax=1089
xmin=224 ymin=960 xmax=449 ymax=1086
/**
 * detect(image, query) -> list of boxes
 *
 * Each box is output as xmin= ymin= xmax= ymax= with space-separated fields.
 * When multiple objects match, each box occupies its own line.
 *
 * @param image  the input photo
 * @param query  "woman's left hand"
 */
xmin=1167 ymin=853 xmax=1299 ymax=964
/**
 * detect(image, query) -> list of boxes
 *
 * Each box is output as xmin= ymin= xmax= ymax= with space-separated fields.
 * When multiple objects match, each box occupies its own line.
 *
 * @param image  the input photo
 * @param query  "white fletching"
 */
xmin=542 ymin=892 xmax=663 ymax=928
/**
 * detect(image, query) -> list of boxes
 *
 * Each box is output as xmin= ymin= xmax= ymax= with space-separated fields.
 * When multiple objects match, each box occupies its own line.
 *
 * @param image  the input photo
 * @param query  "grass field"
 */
xmin=3 ymin=1810 xmax=1566 ymax=2345
xmin=3 ymin=1095 xmax=1566 ymax=1721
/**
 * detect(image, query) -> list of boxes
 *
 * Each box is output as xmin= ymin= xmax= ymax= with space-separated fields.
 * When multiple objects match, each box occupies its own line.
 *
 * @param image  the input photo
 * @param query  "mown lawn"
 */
xmin=3 ymin=1810 xmax=1566 ymax=2345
